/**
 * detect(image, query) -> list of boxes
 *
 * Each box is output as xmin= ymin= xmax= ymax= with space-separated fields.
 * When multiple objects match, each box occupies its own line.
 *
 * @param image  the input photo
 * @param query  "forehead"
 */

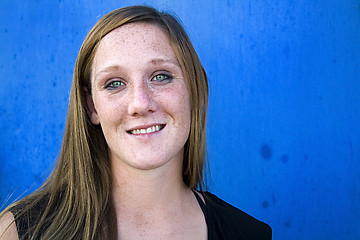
xmin=92 ymin=22 xmax=177 ymax=68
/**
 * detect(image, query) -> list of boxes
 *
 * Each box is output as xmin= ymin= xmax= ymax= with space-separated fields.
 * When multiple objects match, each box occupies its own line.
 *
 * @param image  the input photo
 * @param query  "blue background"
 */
xmin=1 ymin=0 xmax=359 ymax=239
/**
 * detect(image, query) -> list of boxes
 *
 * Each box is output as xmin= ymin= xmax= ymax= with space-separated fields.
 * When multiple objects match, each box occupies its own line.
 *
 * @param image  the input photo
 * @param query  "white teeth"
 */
xmin=130 ymin=125 xmax=163 ymax=135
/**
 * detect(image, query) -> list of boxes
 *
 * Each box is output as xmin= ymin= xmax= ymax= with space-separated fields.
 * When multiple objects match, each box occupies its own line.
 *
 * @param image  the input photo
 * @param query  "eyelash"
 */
xmin=105 ymin=80 xmax=125 ymax=89
xmin=151 ymin=73 xmax=173 ymax=83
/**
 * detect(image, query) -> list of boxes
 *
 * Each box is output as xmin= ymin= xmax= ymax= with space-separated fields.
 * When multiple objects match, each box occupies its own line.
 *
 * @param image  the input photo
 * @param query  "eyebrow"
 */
xmin=149 ymin=58 xmax=180 ymax=67
xmin=94 ymin=65 xmax=121 ymax=80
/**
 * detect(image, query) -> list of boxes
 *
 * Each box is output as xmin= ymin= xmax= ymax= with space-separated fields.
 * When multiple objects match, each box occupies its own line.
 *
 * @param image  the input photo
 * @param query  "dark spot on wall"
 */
xmin=281 ymin=154 xmax=289 ymax=163
xmin=284 ymin=221 xmax=291 ymax=228
xmin=261 ymin=144 xmax=272 ymax=160
xmin=283 ymin=44 xmax=290 ymax=59
xmin=33 ymin=173 xmax=40 ymax=180
xmin=53 ymin=82 xmax=57 ymax=87
xmin=4 ymin=28 xmax=8 ymax=33
xmin=13 ymin=54 xmax=17 ymax=60
xmin=50 ymin=55 xmax=55 ymax=63
xmin=349 ymin=141 xmax=353 ymax=157
xmin=262 ymin=200 xmax=269 ymax=208
xmin=304 ymin=154 xmax=308 ymax=160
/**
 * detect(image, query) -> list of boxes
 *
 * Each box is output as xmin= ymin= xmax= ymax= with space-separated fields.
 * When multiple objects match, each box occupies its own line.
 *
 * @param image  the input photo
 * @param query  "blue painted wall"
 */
xmin=1 ymin=0 xmax=359 ymax=239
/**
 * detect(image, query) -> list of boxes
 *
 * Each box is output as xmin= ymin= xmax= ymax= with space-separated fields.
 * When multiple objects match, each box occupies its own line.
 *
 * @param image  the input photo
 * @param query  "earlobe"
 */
xmin=83 ymin=86 xmax=100 ymax=125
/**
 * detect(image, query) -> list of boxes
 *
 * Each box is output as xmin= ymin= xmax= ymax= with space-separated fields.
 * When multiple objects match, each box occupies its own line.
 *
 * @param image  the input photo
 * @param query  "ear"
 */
xmin=83 ymin=86 xmax=100 ymax=125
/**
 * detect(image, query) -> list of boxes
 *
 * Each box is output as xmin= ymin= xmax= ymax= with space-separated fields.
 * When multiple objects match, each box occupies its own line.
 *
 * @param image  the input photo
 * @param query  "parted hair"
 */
xmin=0 ymin=5 xmax=208 ymax=240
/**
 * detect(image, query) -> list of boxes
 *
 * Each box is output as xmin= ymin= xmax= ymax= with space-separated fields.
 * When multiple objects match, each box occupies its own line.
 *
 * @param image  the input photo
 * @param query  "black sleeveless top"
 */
xmin=193 ymin=191 xmax=271 ymax=240
xmin=11 ymin=191 xmax=271 ymax=239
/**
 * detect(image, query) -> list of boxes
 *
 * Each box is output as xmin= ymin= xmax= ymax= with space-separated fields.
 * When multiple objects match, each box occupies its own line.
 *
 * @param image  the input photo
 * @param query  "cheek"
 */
xmin=93 ymin=95 xmax=126 ymax=125
xmin=176 ymin=90 xmax=191 ymax=130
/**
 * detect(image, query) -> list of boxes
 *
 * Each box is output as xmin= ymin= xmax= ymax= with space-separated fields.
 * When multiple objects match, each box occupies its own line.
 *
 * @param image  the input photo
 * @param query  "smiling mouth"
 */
xmin=127 ymin=124 xmax=165 ymax=135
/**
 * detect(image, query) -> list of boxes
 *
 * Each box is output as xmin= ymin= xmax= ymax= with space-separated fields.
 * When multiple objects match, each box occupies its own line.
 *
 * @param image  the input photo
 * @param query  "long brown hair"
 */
xmin=1 ymin=5 xmax=208 ymax=240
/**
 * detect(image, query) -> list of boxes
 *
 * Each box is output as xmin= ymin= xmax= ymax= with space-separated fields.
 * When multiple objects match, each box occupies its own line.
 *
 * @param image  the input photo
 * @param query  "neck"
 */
xmin=109 ymin=153 xmax=207 ymax=240
xmin=111 ymin=154 xmax=189 ymax=213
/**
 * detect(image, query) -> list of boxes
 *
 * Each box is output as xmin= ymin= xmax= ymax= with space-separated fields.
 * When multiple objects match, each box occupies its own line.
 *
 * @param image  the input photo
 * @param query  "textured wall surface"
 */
xmin=1 ymin=0 xmax=359 ymax=239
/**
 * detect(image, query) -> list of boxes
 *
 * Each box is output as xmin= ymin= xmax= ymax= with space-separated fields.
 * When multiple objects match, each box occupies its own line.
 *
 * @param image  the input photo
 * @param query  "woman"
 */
xmin=0 ymin=5 xmax=271 ymax=240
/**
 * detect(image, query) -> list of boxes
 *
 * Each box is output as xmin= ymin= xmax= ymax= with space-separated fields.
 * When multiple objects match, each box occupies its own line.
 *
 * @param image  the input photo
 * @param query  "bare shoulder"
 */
xmin=0 ymin=211 xmax=19 ymax=240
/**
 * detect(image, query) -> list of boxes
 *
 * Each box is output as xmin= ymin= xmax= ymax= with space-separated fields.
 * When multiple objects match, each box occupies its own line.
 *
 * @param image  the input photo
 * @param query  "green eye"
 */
xmin=152 ymin=74 xmax=173 ymax=83
xmin=155 ymin=74 xmax=168 ymax=81
xmin=106 ymin=80 xmax=124 ymax=89
xmin=111 ymin=81 xmax=123 ymax=87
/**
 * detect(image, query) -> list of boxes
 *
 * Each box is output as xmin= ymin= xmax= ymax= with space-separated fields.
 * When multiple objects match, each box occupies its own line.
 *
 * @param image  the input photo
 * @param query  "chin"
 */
xmin=129 ymin=157 xmax=173 ymax=171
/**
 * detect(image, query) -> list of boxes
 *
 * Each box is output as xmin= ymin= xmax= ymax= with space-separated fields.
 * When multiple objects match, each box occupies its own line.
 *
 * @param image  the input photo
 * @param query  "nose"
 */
xmin=127 ymin=83 xmax=157 ymax=116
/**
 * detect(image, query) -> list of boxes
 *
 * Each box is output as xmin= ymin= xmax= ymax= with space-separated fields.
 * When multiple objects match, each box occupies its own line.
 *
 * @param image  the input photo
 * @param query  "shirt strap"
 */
xmin=192 ymin=190 xmax=208 ymax=220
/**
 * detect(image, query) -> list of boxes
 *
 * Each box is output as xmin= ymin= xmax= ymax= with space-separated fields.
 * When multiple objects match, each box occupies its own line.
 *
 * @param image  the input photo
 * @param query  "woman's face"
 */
xmin=86 ymin=22 xmax=191 ymax=171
